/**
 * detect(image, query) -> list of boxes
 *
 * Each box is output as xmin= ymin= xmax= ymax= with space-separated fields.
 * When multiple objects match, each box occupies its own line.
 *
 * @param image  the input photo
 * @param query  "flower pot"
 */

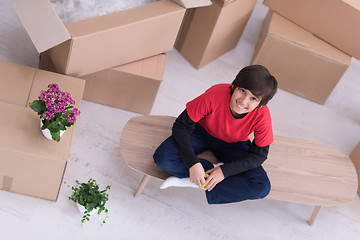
xmin=40 ymin=120 xmax=65 ymax=140
xmin=76 ymin=203 xmax=97 ymax=216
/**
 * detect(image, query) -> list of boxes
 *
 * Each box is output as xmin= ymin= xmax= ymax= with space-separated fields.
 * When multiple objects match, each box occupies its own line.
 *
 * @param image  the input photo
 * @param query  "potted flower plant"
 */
xmin=65 ymin=178 xmax=111 ymax=225
xmin=28 ymin=83 xmax=80 ymax=142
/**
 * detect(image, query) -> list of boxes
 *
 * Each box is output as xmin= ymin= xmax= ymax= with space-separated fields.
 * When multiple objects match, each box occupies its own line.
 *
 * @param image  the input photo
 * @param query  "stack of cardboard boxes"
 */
xmin=3 ymin=0 xmax=216 ymax=200
xmin=13 ymin=0 xmax=230 ymax=115
xmin=252 ymin=0 xmax=360 ymax=104
xmin=13 ymin=0 xmax=189 ymax=115
xmin=0 ymin=60 xmax=85 ymax=201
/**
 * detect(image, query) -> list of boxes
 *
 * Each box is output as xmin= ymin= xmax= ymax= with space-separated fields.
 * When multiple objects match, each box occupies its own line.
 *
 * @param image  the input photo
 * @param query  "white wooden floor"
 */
xmin=1 ymin=0 xmax=360 ymax=239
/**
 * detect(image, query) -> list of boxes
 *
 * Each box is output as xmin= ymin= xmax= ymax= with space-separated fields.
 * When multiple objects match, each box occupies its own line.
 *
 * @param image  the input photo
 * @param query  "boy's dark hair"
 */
xmin=231 ymin=65 xmax=278 ymax=107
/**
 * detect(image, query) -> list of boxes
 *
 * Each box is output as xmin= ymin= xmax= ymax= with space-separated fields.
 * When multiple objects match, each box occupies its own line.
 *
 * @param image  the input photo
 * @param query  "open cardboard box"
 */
xmin=0 ymin=60 xmax=85 ymax=201
xmin=12 ymin=0 xmax=186 ymax=77
xmin=251 ymin=11 xmax=351 ymax=104
xmin=263 ymin=0 xmax=360 ymax=60
xmin=40 ymin=51 xmax=167 ymax=115
xmin=175 ymin=0 xmax=257 ymax=69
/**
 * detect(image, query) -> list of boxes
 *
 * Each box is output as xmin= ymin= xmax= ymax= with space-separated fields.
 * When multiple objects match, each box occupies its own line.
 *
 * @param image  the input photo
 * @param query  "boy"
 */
xmin=154 ymin=65 xmax=278 ymax=204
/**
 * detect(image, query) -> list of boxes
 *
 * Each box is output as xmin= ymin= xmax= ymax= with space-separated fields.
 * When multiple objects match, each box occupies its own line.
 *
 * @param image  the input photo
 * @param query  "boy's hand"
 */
xmin=204 ymin=167 xmax=225 ymax=191
xmin=189 ymin=163 xmax=206 ymax=188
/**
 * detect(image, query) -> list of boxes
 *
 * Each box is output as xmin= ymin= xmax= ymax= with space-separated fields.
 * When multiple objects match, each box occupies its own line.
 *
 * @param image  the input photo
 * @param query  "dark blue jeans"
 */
xmin=153 ymin=124 xmax=271 ymax=204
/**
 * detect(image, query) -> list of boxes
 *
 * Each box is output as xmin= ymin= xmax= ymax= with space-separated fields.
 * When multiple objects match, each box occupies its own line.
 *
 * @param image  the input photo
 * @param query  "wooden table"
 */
xmin=120 ymin=115 xmax=358 ymax=225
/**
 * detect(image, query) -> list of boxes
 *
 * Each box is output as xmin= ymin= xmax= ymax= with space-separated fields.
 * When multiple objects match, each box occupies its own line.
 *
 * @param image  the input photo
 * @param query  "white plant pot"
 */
xmin=76 ymin=203 xmax=97 ymax=216
xmin=40 ymin=120 xmax=65 ymax=140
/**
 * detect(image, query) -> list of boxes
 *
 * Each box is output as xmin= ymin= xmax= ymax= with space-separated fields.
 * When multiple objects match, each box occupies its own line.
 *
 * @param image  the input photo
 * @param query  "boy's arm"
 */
xmin=220 ymin=142 xmax=269 ymax=178
xmin=172 ymin=109 xmax=199 ymax=168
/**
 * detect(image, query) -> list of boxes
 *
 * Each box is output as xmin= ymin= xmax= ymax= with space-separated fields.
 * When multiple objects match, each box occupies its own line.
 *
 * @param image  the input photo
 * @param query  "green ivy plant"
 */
xmin=65 ymin=178 xmax=111 ymax=225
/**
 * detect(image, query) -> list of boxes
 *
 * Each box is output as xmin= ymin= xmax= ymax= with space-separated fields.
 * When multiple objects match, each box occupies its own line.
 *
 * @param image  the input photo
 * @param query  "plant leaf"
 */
xmin=29 ymin=100 xmax=46 ymax=115
xmin=50 ymin=130 xmax=61 ymax=142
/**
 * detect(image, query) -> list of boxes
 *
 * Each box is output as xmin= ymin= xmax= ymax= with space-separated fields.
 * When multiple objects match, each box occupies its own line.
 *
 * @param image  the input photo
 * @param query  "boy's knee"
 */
xmin=247 ymin=176 xmax=271 ymax=200
xmin=153 ymin=149 xmax=164 ymax=167
xmin=256 ymin=180 xmax=271 ymax=199
xmin=153 ymin=148 xmax=173 ymax=172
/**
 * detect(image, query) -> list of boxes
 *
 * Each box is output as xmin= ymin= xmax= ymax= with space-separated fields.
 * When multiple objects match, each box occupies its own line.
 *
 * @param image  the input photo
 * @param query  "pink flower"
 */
xmin=66 ymin=113 xmax=76 ymax=123
xmin=32 ymin=83 xmax=80 ymax=127
xmin=41 ymin=111 xmax=54 ymax=120
xmin=72 ymin=108 xmax=81 ymax=116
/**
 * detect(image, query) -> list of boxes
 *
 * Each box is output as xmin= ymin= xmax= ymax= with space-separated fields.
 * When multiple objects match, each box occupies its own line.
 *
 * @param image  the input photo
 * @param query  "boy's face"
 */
xmin=230 ymin=87 xmax=261 ymax=115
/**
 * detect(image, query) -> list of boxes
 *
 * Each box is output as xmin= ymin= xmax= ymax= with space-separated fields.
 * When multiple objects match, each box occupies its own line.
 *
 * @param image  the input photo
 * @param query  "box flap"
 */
xmin=268 ymin=12 xmax=312 ymax=49
xmin=263 ymin=0 xmax=360 ymax=59
xmin=171 ymin=0 xmax=212 ymax=8
xmin=28 ymin=69 xmax=85 ymax=110
xmin=11 ymin=0 xmax=71 ymax=53
xmin=0 ymin=60 xmax=35 ymax=107
xmin=269 ymin=12 xmax=350 ymax=64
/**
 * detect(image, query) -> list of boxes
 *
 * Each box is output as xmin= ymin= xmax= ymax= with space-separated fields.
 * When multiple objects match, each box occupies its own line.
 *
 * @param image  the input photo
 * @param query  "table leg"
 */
xmin=307 ymin=206 xmax=323 ymax=226
xmin=134 ymin=174 xmax=150 ymax=197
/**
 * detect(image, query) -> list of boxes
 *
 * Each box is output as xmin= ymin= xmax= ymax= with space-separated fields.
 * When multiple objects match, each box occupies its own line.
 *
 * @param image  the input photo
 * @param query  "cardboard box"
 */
xmin=251 ymin=11 xmax=351 ymax=104
xmin=12 ymin=0 xmax=185 ymax=77
xmin=350 ymin=142 xmax=360 ymax=195
xmin=82 ymin=53 xmax=167 ymax=115
xmin=263 ymin=0 xmax=360 ymax=60
xmin=175 ymin=0 xmax=257 ymax=69
xmin=0 ymin=60 xmax=85 ymax=201
xmin=40 ymin=52 xmax=167 ymax=115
